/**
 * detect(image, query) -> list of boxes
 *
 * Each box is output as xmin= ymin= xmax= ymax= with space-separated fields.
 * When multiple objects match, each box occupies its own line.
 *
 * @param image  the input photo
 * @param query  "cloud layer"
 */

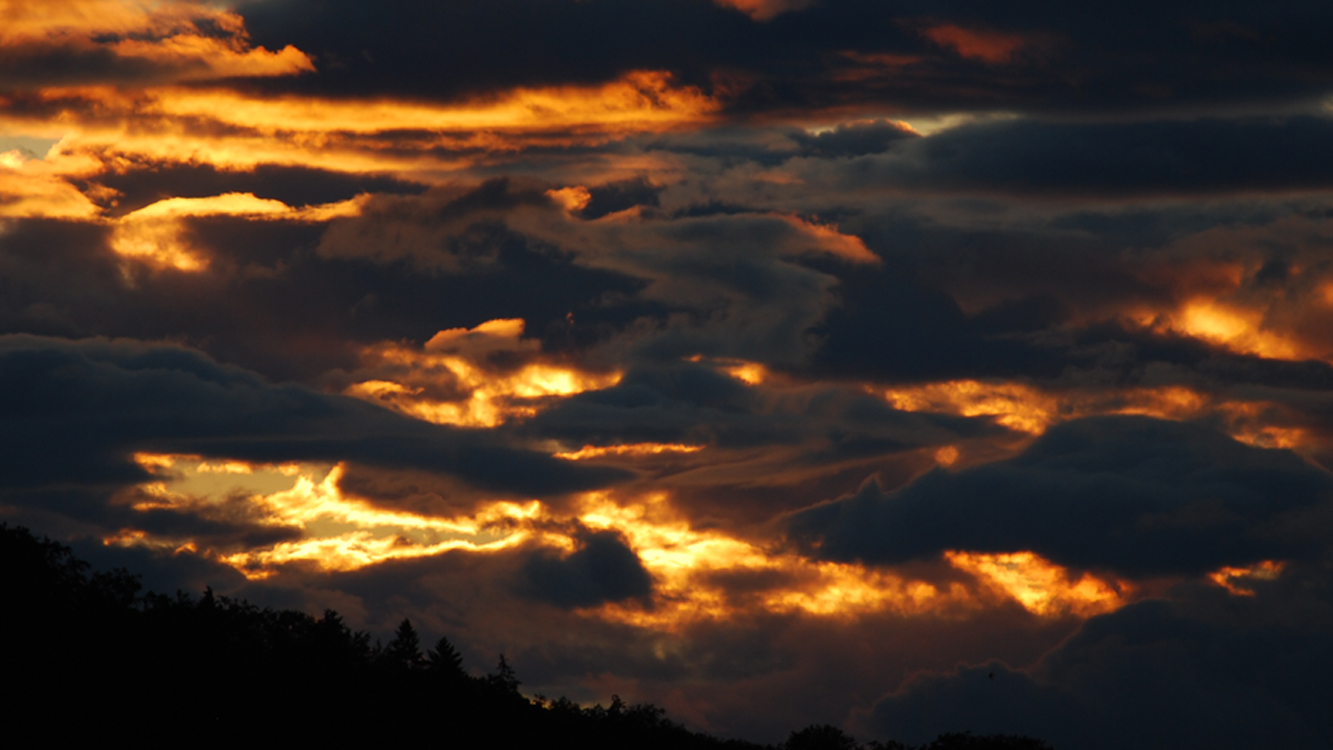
xmin=5 ymin=1 xmax=1333 ymax=746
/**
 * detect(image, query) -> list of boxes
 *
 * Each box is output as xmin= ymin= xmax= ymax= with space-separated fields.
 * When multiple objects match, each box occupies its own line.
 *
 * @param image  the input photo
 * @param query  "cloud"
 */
xmin=865 ymin=571 xmax=1333 ymax=749
xmin=0 ymin=335 xmax=626 ymax=499
xmin=0 ymin=0 xmax=312 ymax=87
xmin=237 ymin=0 xmax=1333 ymax=116
xmin=788 ymin=119 xmax=920 ymax=159
xmin=786 ymin=415 xmax=1333 ymax=577
xmin=519 ymin=529 xmax=655 ymax=608
xmin=918 ymin=24 xmax=1036 ymax=65
xmin=803 ymin=115 xmax=1333 ymax=196
xmin=713 ymin=0 xmax=818 ymax=22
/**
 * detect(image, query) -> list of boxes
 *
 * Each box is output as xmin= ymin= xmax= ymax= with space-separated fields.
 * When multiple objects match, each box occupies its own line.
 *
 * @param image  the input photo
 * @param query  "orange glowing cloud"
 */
xmin=144 ymin=70 xmax=715 ymax=137
xmin=921 ymin=24 xmax=1032 ymax=64
xmin=122 ymin=454 xmax=551 ymax=578
xmin=0 ymin=147 xmax=100 ymax=218
xmin=554 ymin=444 xmax=707 ymax=461
xmin=117 ymin=455 xmax=1141 ymax=627
xmin=0 ymin=0 xmax=313 ymax=83
xmin=0 ymin=70 xmax=716 ymax=185
xmin=547 ymin=186 xmax=593 ymax=213
xmin=946 ymin=550 xmax=1131 ymax=618
xmin=686 ymin=355 xmax=773 ymax=386
xmin=109 ymin=192 xmax=366 ymax=271
xmin=343 ymin=319 xmax=621 ymax=428
xmin=880 ymin=379 xmax=1316 ymax=455
xmin=1208 ymin=560 xmax=1286 ymax=596
xmin=1145 ymin=298 xmax=1303 ymax=360
xmin=576 ymin=492 xmax=986 ymax=628
xmin=882 ymin=379 xmax=1058 ymax=435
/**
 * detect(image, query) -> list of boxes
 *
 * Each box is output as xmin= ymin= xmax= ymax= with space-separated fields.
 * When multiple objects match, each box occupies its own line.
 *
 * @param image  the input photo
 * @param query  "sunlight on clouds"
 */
xmin=554 ymin=444 xmax=707 ymax=461
xmin=344 ymin=319 xmax=621 ymax=428
xmin=109 ymin=192 xmax=366 ymax=271
xmin=121 ymin=454 xmax=547 ymax=578
xmin=147 ymin=70 xmax=716 ymax=136
xmin=0 ymin=148 xmax=100 ymax=218
xmin=683 ymin=355 xmax=772 ymax=386
xmin=576 ymin=493 xmax=1086 ymax=629
xmin=883 ymin=380 xmax=1057 ymax=435
xmin=945 ymin=551 xmax=1131 ymax=618
xmin=547 ymin=186 xmax=592 ymax=213
xmin=0 ymin=0 xmax=313 ymax=82
xmin=114 ymin=455 xmax=1141 ymax=625
xmin=1207 ymin=560 xmax=1286 ymax=596
xmin=1165 ymin=299 xmax=1301 ymax=360
xmin=881 ymin=380 xmax=1312 ymax=451
xmin=0 ymin=70 xmax=713 ymax=184
xmin=578 ymin=492 xmax=965 ymax=627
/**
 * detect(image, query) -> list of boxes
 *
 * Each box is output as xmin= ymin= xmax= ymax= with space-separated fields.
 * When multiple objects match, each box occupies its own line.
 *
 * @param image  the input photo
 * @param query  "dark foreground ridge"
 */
xmin=0 ymin=524 xmax=1050 ymax=749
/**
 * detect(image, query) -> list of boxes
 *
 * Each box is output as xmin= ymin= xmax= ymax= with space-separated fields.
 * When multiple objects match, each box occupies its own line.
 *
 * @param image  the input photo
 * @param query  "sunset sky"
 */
xmin=5 ymin=1 xmax=1333 ymax=746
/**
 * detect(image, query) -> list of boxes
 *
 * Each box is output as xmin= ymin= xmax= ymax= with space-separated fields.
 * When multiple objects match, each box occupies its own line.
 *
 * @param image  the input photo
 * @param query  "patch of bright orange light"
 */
xmin=934 ymin=445 xmax=960 ymax=466
xmin=121 ymin=456 xmax=556 ymax=578
xmin=879 ymin=381 xmax=1316 ymax=452
xmin=1144 ymin=299 xmax=1302 ymax=360
xmin=145 ymin=70 xmax=716 ymax=136
xmin=0 ymin=0 xmax=313 ymax=82
xmin=1207 ymin=560 xmax=1286 ymax=596
xmin=554 ymin=444 xmax=707 ymax=461
xmin=108 ymin=192 xmax=364 ymax=271
xmin=722 ymin=361 xmax=769 ymax=385
xmin=945 ymin=550 xmax=1130 ymax=617
xmin=577 ymin=493 xmax=987 ymax=629
xmin=103 ymin=529 xmax=148 ymax=546
xmin=133 ymin=452 xmax=178 ymax=471
xmin=345 ymin=320 xmax=621 ymax=427
xmin=546 ymin=186 xmax=591 ymax=213
xmin=0 ymin=148 xmax=101 ymax=219
xmin=883 ymin=380 xmax=1057 ymax=434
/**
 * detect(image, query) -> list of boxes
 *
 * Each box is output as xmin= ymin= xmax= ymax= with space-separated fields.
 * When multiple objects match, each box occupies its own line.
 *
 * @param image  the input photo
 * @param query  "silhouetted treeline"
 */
xmin=0 ymin=525 xmax=1050 ymax=749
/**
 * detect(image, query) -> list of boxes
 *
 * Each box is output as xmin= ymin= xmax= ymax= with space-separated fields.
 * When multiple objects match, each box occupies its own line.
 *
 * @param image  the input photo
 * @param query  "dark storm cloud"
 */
xmin=0 ymin=208 xmax=646 ymax=382
xmin=315 ymin=178 xmax=561 ymax=271
xmin=0 ymin=335 xmax=624 ymax=496
xmin=867 ymin=570 xmax=1333 ymax=749
xmin=808 ymin=263 xmax=1061 ymax=384
xmin=237 ymin=0 xmax=1333 ymax=114
xmin=87 ymin=161 xmax=427 ymax=217
xmin=578 ymin=178 xmax=664 ymax=221
xmin=829 ymin=115 xmax=1333 ymax=196
xmin=788 ymin=120 xmax=920 ymax=159
xmin=519 ymin=529 xmax=655 ymax=608
xmin=524 ymin=361 xmax=1000 ymax=454
xmin=786 ymin=415 xmax=1333 ymax=577
xmin=0 ymin=42 xmax=164 ymax=88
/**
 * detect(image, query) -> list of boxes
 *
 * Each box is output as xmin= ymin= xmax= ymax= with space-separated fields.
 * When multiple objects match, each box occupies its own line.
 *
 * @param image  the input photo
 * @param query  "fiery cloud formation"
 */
xmin=0 ymin=0 xmax=312 ymax=85
xmin=6 ymin=1 xmax=1333 ymax=747
xmin=342 ymin=319 xmax=621 ymax=427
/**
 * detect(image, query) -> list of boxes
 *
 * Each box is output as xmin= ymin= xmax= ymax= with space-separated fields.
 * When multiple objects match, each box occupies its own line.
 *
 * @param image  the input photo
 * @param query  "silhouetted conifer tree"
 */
xmin=383 ymin=618 xmax=425 ymax=669
xmin=489 ymin=652 xmax=521 ymax=694
xmin=428 ymin=634 xmax=466 ymax=679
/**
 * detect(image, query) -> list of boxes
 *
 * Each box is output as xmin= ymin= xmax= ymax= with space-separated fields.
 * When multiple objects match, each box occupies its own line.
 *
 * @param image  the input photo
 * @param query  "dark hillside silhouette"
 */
xmin=0 ymin=524 xmax=1050 ymax=749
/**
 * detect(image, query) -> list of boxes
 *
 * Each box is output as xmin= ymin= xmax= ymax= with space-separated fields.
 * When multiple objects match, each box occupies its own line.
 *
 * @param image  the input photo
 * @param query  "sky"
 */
xmin=4 ymin=1 xmax=1333 ymax=746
